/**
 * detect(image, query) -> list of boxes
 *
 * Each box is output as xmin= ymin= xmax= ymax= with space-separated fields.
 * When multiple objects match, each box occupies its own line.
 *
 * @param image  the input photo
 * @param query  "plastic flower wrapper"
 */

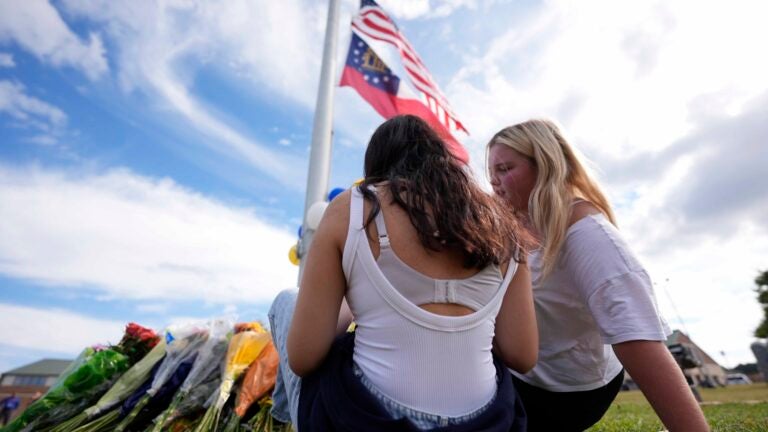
xmin=50 ymin=338 xmax=167 ymax=432
xmin=69 ymin=360 xmax=164 ymax=432
xmin=149 ymin=318 xmax=233 ymax=432
xmin=113 ymin=352 xmax=197 ymax=431
xmin=218 ymin=385 xmax=244 ymax=432
xmin=2 ymin=348 xmax=129 ymax=432
xmin=219 ymin=340 xmax=279 ymax=432
xmin=151 ymin=359 xmax=221 ymax=430
xmin=234 ymin=340 xmax=279 ymax=419
xmin=111 ymin=322 xmax=209 ymax=431
xmin=193 ymin=323 xmax=271 ymax=432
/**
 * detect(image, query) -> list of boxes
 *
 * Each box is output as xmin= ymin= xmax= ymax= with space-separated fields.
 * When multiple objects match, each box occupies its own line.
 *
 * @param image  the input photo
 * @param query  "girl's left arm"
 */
xmin=613 ymin=340 xmax=710 ymax=432
xmin=286 ymin=192 xmax=350 ymax=377
xmin=494 ymin=263 xmax=538 ymax=373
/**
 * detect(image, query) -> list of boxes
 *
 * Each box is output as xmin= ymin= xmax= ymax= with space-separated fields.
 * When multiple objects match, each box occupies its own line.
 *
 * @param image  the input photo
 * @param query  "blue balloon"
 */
xmin=328 ymin=187 xmax=345 ymax=201
xmin=297 ymin=225 xmax=303 ymax=238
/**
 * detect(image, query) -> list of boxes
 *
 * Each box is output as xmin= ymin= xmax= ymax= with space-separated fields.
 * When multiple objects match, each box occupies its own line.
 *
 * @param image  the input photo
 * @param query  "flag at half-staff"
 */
xmin=341 ymin=0 xmax=470 ymax=163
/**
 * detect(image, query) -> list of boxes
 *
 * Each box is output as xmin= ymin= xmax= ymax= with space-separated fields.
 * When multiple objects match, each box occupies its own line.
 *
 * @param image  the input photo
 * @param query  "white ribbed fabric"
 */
xmin=342 ymin=188 xmax=517 ymax=416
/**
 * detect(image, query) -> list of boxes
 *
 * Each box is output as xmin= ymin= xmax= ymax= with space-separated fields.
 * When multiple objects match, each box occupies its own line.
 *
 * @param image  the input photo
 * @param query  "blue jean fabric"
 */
xmin=353 ymin=363 xmax=496 ymax=430
xmin=268 ymin=288 xmax=504 ymax=430
xmin=268 ymin=288 xmax=302 ymax=425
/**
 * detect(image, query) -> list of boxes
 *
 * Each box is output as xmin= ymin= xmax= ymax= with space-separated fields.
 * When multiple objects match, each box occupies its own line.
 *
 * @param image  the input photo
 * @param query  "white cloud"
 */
xmin=378 ymin=0 xmax=494 ymax=19
xmin=0 ymin=164 xmax=299 ymax=304
xmin=57 ymin=0 xmax=325 ymax=188
xmin=452 ymin=0 xmax=768 ymax=163
xmin=0 ymin=303 xmax=125 ymax=354
xmin=0 ymin=0 xmax=107 ymax=80
xmin=25 ymin=134 xmax=59 ymax=146
xmin=0 ymin=80 xmax=66 ymax=130
xmin=0 ymin=52 xmax=14 ymax=67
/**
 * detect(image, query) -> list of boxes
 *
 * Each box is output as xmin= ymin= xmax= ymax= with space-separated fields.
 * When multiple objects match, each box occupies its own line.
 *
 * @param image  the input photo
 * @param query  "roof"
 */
xmin=665 ymin=329 xmax=721 ymax=366
xmin=2 ymin=359 xmax=73 ymax=376
xmin=666 ymin=329 xmax=690 ymax=346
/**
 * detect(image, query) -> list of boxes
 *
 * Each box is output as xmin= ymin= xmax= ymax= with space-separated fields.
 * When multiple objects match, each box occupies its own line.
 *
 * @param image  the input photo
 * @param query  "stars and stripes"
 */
xmin=341 ymin=0 xmax=469 ymax=163
xmin=352 ymin=0 xmax=468 ymax=135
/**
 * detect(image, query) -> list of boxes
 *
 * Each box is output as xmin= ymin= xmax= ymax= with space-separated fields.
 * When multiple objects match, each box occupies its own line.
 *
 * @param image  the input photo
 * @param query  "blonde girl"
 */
xmin=487 ymin=119 xmax=709 ymax=432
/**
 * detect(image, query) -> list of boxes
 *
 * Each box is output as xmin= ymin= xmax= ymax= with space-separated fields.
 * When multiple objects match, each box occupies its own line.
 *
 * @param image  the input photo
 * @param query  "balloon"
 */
xmin=328 ymin=187 xmax=345 ymax=201
xmin=306 ymin=201 xmax=329 ymax=230
xmin=297 ymin=225 xmax=303 ymax=238
xmin=352 ymin=178 xmax=364 ymax=186
xmin=288 ymin=244 xmax=300 ymax=266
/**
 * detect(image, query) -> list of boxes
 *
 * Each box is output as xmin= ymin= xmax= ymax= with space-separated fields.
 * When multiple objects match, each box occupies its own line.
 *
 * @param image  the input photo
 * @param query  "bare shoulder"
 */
xmin=568 ymin=200 xmax=602 ymax=227
xmin=324 ymin=189 xmax=352 ymax=227
xmin=315 ymin=189 xmax=352 ymax=248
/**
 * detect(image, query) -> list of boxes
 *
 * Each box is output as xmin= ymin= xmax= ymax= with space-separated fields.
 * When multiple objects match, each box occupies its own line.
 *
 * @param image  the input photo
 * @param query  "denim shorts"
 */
xmin=353 ymin=362 xmax=497 ymax=430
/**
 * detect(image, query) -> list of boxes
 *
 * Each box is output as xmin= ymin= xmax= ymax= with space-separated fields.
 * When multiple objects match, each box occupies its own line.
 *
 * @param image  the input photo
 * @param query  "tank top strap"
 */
xmin=342 ymin=188 xmax=365 ymax=274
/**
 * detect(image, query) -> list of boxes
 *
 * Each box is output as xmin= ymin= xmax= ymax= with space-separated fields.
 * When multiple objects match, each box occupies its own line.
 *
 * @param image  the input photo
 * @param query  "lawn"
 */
xmin=587 ymin=383 xmax=768 ymax=432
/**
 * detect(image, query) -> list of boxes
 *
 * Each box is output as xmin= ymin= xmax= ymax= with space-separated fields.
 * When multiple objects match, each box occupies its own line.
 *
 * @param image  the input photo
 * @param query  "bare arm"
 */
xmin=494 ymin=263 xmax=538 ymax=373
xmin=286 ymin=192 xmax=350 ymax=377
xmin=613 ymin=340 xmax=709 ymax=432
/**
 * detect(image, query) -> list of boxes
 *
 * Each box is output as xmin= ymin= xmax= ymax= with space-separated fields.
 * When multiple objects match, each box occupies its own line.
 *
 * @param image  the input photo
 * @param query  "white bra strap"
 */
xmin=373 ymin=206 xmax=390 ymax=249
xmin=366 ymin=185 xmax=391 ymax=249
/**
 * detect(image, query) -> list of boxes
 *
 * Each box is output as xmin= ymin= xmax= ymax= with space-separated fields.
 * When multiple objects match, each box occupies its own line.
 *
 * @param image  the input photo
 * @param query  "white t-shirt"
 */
xmin=512 ymin=213 xmax=671 ymax=392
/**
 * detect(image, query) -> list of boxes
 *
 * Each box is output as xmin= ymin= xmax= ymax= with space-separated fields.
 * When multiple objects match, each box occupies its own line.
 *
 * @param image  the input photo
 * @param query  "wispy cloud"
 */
xmin=57 ymin=0 xmax=328 ymax=188
xmin=379 ymin=0 xmax=496 ymax=20
xmin=0 ymin=164 xmax=299 ymax=304
xmin=0 ymin=80 xmax=66 ymax=131
xmin=0 ymin=52 xmax=14 ymax=67
xmin=0 ymin=0 xmax=107 ymax=80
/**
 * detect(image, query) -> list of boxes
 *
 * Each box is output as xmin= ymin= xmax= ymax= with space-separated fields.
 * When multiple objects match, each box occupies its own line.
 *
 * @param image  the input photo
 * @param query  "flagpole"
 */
xmin=298 ymin=0 xmax=341 ymax=283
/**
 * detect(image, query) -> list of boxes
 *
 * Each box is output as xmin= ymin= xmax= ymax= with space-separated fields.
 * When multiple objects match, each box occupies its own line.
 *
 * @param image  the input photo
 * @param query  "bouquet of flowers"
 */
xmin=2 ymin=323 xmax=158 ymax=432
xmin=234 ymin=341 xmax=278 ymax=418
xmin=194 ymin=322 xmax=272 ymax=431
xmin=149 ymin=318 xmax=233 ymax=432
xmin=112 ymin=322 xmax=209 ymax=431
xmin=50 ymin=338 xmax=167 ymax=432
xmin=115 ymin=352 xmax=198 ymax=431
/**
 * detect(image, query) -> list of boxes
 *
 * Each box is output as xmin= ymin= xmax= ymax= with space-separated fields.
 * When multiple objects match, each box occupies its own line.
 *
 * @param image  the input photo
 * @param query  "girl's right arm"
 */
xmin=494 ymin=263 xmax=538 ymax=373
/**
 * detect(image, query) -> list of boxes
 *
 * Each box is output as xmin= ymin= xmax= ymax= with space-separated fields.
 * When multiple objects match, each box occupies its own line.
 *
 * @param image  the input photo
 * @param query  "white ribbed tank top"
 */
xmin=342 ymin=188 xmax=517 ymax=416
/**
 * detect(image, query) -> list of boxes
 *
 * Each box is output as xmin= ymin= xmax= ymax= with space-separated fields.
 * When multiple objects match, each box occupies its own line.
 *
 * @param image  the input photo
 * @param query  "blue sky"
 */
xmin=1 ymin=0 xmax=767 ymax=373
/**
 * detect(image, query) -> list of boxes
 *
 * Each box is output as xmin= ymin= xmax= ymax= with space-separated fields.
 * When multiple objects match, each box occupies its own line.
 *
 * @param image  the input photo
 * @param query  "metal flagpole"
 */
xmin=298 ymin=0 xmax=341 ymax=283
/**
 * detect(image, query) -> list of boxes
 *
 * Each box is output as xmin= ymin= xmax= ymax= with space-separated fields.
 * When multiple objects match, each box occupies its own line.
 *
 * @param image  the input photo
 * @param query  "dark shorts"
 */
xmin=512 ymin=370 xmax=624 ymax=432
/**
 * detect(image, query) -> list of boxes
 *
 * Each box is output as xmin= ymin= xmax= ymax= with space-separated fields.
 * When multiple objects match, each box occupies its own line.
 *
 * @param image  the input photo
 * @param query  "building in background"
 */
xmin=0 ymin=359 xmax=72 ymax=422
xmin=666 ymin=330 xmax=727 ymax=387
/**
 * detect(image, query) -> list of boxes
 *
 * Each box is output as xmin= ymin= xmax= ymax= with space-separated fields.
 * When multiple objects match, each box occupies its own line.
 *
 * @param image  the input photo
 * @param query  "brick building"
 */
xmin=0 ymin=359 xmax=72 ymax=422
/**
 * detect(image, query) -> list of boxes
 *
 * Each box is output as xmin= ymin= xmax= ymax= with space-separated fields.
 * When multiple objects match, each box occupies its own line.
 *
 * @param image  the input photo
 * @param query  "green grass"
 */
xmin=587 ymin=384 xmax=768 ymax=432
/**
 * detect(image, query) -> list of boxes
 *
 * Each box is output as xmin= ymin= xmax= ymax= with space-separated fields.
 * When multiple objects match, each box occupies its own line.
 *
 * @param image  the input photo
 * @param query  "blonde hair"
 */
xmin=488 ymin=119 xmax=616 ymax=277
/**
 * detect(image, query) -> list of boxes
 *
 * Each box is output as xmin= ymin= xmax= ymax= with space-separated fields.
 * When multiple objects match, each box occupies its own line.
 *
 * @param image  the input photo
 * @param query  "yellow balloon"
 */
xmin=352 ymin=177 xmax=364 ymax=186
xmin=288 ymin=244 xmax=300 ymax=266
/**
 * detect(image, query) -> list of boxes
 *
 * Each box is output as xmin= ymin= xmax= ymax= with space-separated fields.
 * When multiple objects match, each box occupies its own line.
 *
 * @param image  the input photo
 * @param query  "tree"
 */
xmin=755 ymin=270 xmax=768 ymax=338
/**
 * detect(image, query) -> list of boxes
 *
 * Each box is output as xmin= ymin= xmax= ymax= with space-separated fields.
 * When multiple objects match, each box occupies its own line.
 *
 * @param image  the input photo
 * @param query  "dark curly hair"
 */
xmin=359 ymin=115 xmax=528 ymax=268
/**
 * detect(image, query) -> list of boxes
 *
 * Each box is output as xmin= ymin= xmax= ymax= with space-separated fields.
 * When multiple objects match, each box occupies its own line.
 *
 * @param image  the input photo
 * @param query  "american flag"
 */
xmin=351 ymin=0 xmax=469 ymax=136
xmin=340 ymin=32 xmax=469 ymax=163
